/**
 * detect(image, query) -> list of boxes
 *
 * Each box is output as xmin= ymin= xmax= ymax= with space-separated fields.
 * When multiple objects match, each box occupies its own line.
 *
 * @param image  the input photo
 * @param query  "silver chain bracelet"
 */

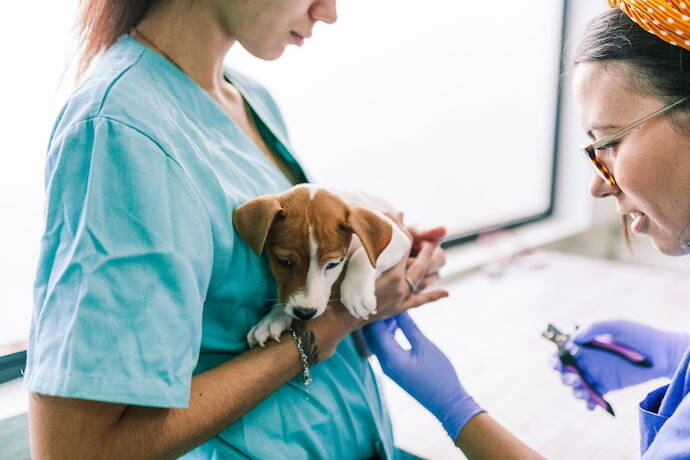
xmin=287 ymin=328 xmax=312 ymax=390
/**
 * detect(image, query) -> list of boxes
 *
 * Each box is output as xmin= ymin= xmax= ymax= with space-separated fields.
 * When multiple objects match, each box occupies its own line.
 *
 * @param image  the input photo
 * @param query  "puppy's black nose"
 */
xmin=293 ymin=307 xmax=316 ymax=320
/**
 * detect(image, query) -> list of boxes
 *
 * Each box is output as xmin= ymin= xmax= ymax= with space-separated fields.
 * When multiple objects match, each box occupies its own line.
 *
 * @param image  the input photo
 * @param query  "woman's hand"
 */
xmin=373 ymin=216 xmax=449 ymax=321
xmin=407 ymin=225 xmax=446 ymax=288
xmin=373 ymin=240 xmax=448 ymax=321
xmin=314 ymin=220 xmax=449 ymax=359
xmin=314 ymin=238 xmax=449 ymax=359
xmin=552 ymin=320 xmax=690 ymax=410
xmin=409 ymin=225 xmax=446 ymax=255
xmin=363 ymin=313 xmax=484 ymax=439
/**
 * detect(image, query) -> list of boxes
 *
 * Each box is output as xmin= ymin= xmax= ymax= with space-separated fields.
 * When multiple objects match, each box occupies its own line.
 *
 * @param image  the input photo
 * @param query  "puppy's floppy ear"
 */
xmin=343 ymin=205 xmax=393 ymax=268
xmin=233 ymin=195 xmax=285 ymax=256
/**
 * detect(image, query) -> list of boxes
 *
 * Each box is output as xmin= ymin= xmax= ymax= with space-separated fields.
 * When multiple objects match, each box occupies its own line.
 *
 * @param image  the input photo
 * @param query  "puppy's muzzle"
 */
xmin=292 ymin=307 xmax=317 ymax=320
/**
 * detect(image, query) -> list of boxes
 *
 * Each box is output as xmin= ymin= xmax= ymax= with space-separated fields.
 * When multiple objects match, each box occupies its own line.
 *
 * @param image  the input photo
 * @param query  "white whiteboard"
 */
xmin=227 ymin=0 xmax=564 ymax=237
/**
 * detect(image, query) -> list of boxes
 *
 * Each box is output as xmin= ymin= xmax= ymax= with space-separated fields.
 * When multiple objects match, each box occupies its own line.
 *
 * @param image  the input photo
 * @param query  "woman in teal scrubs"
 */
xmin=24 ymin=1 xmax=447 ymax=458
xmin=364 ymin=2 xmax=690 ymax=458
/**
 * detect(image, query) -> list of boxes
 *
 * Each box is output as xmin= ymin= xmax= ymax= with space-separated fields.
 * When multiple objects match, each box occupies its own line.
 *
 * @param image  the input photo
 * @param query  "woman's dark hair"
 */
xmin=574 ymin=9 xmax=690 ymax=122
xmin=75 ymin=0 xmax=158 ymax=79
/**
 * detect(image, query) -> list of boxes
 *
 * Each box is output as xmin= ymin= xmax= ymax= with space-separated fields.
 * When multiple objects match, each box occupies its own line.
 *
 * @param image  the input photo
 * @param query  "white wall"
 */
xmin=0 ymin=1 xmax=80 ymax=351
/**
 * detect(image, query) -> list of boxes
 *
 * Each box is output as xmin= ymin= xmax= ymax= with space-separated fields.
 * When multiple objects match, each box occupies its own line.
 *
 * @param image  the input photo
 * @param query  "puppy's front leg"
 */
xmin=341 ymin=246 xmax=378 ymax=319
xmin=247 ymin=306 xmax=293 ymax=348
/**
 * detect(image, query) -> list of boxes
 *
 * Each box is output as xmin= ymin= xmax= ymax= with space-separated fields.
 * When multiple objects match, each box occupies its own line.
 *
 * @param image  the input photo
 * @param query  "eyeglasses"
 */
xmin=582 ymin=97 xmax=688 ymax=186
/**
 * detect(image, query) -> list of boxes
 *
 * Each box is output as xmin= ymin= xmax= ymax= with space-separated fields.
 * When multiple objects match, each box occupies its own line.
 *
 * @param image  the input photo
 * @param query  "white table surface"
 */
xmin=382 ymin=250 xmax=690 ymax=459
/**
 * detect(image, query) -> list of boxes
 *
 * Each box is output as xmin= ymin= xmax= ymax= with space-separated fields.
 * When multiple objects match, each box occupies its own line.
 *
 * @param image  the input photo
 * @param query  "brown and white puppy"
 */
xmin=233 ymin=184 xmax=412 ymax=347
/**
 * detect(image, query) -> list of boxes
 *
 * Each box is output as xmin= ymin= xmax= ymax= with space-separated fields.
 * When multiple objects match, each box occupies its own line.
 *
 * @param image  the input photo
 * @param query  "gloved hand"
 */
xmin=552 ymin=320 xmax=690 ymax=410
xmin=363 ymin=313 xmax=484 ymax=439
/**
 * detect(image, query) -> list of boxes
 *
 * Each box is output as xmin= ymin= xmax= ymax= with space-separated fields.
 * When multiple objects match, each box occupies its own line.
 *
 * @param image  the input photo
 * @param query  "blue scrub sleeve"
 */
xmin=642 ymin=392 xmax=690 ymax=458
xmin=25 ymin=117 xmax=213 ymax=408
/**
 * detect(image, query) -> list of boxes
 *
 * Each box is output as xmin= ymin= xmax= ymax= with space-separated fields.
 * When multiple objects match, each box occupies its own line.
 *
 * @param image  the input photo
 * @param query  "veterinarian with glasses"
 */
xmin=364 ymin=2 xmax=690 ymax=458
xmin=24 ymin=1 xmax=448 ymax=459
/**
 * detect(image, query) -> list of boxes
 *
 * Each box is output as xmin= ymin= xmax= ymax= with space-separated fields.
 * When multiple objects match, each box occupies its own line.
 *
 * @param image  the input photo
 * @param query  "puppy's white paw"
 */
xmin=340 ymin=277 xmax=377 ymax=319
xmin=247 ymin=309 xmax=293 ymax=348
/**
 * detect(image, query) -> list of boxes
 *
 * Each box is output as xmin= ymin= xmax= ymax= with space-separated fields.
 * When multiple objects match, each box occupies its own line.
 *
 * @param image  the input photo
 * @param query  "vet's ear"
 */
xmin=233 ymin=195 xmax=285 ymax=256
xmin=343 ymin=205 xmax=393 ymax=268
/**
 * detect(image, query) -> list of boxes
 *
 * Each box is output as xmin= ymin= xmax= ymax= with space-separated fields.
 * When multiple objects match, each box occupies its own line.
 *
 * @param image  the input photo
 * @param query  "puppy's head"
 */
xmin=233 ymin=186 xmax=392 ymax=320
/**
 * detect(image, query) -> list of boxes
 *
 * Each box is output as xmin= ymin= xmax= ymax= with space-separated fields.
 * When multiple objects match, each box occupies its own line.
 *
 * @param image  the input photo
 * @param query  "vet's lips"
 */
xmin=290 ymin=31 xmax=305 ymax=46
xmin=629 ymin=211 xmax=648 ymax=234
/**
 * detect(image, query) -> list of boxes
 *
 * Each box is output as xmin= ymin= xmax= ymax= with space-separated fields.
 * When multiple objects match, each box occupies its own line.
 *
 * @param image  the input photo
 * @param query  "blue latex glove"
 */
xmin=363 ymin=313 xmax=484 ymax=439
xmin=552 ymin=320 xmax=690 ymax=410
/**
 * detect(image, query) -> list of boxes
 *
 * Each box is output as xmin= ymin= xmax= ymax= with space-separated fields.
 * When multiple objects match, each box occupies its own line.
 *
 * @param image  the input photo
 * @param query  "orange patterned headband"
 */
xmin=608 ymin=0 xmax=690 ymax=50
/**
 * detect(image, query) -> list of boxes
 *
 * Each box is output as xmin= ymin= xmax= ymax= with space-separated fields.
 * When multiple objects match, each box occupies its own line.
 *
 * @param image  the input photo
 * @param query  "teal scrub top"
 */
xmin=24 ymin=35 xmax=396 ymax=459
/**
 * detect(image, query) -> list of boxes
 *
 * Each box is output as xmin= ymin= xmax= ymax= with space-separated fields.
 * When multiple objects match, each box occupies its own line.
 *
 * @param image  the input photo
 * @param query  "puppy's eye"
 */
xmin=326 ymin=259 xmax=343 ymax=270
xmin=275 ymin=256 xmax=294 ymax=270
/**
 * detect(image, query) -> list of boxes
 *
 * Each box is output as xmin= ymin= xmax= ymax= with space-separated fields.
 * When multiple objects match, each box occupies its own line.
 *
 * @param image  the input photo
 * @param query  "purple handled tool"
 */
xmin=579 ymin=333 xmax=653 ymax=367
xmin=542 ymin=323 xmax=615 ymax=416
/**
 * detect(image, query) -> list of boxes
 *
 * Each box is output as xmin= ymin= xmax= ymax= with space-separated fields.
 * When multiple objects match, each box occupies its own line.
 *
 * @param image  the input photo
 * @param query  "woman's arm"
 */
xmin=364 ymin=313 xmax=544 ymax=460
xmin=456 ymin=413 xmax=543 ymax=459
xmin=30 ymin=305 xmax=359 ymax=460
xmin=30 ymin=241 xmax=447 ymax=460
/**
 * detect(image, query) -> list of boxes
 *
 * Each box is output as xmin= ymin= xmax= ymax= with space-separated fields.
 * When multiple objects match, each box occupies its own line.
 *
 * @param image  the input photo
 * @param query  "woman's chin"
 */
xmin=649 ymin=236 xmax=689 ymax=256
xmin=245 ymin=43 xmax=286 ymax=61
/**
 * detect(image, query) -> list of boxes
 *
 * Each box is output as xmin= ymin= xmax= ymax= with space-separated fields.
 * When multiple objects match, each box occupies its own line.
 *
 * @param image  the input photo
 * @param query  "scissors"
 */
xmin=542 ymin=323 xmax=652 ymax=416
xmin=542 ymin=323 xmax=654 ymax=416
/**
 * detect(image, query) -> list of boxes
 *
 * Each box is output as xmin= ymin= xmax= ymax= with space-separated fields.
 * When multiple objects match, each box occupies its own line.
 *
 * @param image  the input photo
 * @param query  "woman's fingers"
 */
xmin=406 ymin=241 xmax=445 ymax=289
xmin=400 ymin=288 xmax=448 ymax=311
xmin=374 ymin=248 xmax=413 ymax=314
xmin=417 ymin=273 xmax=441 ymax=291
xmin=405 ymin=241 xmax=435 ymax=284
xmin=428 ymin=244 xmax=446 ymax=274
xmin=410 ymin=225 xmax=446 ymax=241
xmin=394 ymin=312 xmax=426 ymax=347
xmin=549 ymin=355 xmax=563 ymax=372
xmin=410 ymin=226 xmax=447 ymax=254
xmin=561 ymin=372 xmax=581 ymax=387
xmin=573 ymin=387 xmax=588 ymax=400
xmin=363 ymin=319 xmax=402 ymax=354
xmin=365 ymin=286 xmax=448 ymax=324
xmin=372 ymin=237 xmax=449 ymax=320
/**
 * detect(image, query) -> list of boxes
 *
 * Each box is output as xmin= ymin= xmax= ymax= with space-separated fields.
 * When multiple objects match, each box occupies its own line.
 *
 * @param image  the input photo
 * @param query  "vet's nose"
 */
xmin=293 ymin=307 xmax=317 ymax=320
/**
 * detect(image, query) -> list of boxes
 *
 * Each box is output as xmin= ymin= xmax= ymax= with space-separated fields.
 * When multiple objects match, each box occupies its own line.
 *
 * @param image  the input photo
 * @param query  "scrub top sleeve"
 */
xmin=25 ymin=117 xmax=213 ymax=409
xmin=642 ymin=391 xmax=690 ymax=458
